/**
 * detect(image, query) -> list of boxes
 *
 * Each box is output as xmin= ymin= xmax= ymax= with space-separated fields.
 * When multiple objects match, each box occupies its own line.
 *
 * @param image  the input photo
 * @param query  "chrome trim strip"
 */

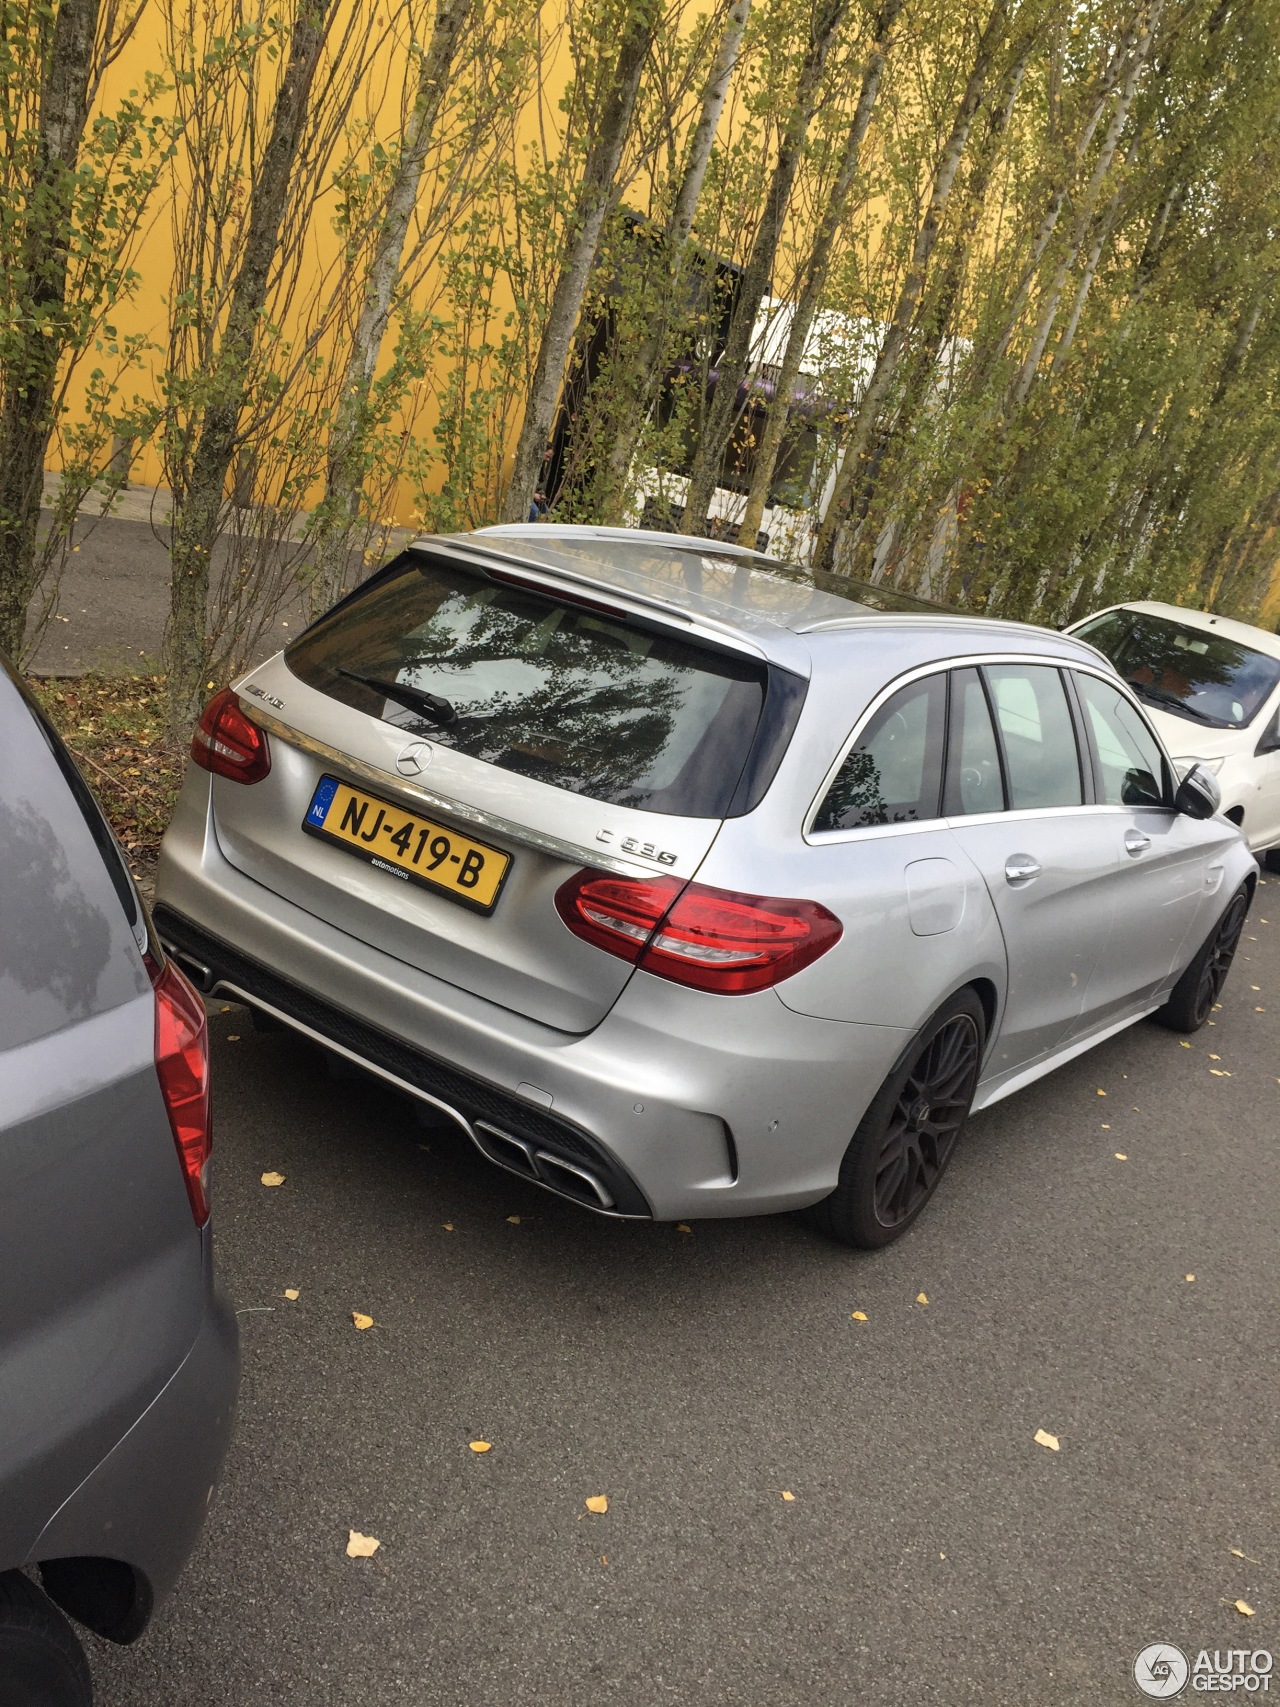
xmin=207 ymin=982 xmax=646 ymax=1220
xmin=238 ymin=701 xmax=669 ymax=881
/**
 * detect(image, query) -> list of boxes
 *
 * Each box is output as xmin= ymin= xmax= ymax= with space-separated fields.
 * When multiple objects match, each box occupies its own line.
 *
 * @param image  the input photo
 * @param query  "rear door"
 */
xmin=210 ymin=549 xmax=798 ymax=1033
xmin=0 ymin=672 xmax=203 ymax=1564
xmin=944 ymin=663 xmax=1118 ymax=1075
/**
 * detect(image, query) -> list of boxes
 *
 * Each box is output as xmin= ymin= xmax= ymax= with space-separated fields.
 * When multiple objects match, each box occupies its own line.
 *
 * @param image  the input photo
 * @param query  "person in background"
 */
xmin=528 ymin=488 xmax=549 ymax=521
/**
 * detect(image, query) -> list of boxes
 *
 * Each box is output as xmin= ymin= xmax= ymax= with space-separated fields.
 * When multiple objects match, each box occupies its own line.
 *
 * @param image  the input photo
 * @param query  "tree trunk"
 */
xmin=811 ymin=0 xmax=1009 ymax=576
xmin=842 ymin=38 xmax=1030 ymax=582
xmin=599 ymin=0 xmax=752 ymax=512
xmin=0 ymin=0 xmax=99 ymax=658
xmin=679 ymin=0 xmax=850 ymax=537
xmin=1007 ymin=3 xmax=1158 ymax=410
xmin=735 ymin=0 xmax=902 ymax=549
xmin=166 ymin=0 xmax=338 ymax=730
xmin=309 ymin=0 xmax=473 ymax=611
xmin=499 ymin=0 xmax=659 ymax=525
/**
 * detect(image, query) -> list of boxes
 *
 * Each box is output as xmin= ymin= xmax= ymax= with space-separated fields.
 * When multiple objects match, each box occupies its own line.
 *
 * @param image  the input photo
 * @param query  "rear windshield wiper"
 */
xmin=1127 ymin=680 xmax=1218 ymax=725
xmin=338 ymin=667 xmax=458 ymax=727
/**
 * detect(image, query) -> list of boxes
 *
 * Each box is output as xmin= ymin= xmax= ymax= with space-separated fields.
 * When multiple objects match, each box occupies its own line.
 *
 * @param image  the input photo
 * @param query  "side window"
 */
xmin=813 ymin=675 xmax=946 ymax=833
xmin=1074 ymin=672 xmax=1168 ymax=807
xmin=944 ymin=668 xmax=1004 ymax=816
xmin=985 ymin=665 xmax=1083 ymax=810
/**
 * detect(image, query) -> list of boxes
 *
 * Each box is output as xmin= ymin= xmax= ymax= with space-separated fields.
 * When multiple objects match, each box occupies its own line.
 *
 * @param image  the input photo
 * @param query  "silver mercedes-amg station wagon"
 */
xmin=154 ymin=526 xmax=1255 ymax=1247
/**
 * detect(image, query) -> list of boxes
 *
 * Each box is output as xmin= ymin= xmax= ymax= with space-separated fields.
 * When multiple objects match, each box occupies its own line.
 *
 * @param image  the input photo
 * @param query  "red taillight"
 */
xmin=554 ymin=870 xmax=842 ymax=994
xmin=148 ymin=953 xmax=212 ymax=1226
xmin=191 ymin=688 xmax=271 ymax=783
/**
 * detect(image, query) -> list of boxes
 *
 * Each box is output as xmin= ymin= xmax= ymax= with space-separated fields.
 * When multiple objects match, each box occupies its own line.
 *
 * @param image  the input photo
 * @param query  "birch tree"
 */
xmin=811 ymin=0 xmax=1011 ymax=574
xmin=735 ymin=0 xmax=904 ymax=546
xmin=0 ymin=0 xmax=169 ymax=659
xmin=499 ymin=0 xmax=662 ymax=524
xmin=679 ymin=0 xmax=851 ymax=534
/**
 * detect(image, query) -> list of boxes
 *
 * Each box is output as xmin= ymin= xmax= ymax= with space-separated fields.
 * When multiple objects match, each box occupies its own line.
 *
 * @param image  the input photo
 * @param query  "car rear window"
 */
xmin=287 ymin=554 xmax=792 ymax=818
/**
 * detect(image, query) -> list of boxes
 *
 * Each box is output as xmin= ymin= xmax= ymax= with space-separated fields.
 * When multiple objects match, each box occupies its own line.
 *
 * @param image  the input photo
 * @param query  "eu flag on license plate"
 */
xmin=306 ymin=776 xmax=339 ymax=827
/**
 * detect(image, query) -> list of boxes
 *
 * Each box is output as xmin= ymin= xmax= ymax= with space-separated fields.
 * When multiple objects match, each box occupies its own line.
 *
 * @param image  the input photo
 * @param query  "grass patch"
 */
xmin=33 ymin=672 xmax=184 ymax=891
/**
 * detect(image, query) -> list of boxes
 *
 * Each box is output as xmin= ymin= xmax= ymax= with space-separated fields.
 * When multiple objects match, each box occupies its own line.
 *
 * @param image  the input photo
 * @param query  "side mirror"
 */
xmin=1174 ymin=762 xmax=1221 ymax=820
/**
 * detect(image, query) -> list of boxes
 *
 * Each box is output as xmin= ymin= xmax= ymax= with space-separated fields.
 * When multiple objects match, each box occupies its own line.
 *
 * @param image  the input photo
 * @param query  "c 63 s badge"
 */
xmin=596 ymin=828 xmax=678 ymax=866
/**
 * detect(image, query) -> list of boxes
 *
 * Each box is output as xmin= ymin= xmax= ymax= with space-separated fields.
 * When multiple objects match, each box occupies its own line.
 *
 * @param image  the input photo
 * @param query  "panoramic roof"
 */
xmin=458 ymin=524 xmax=921 ymax=635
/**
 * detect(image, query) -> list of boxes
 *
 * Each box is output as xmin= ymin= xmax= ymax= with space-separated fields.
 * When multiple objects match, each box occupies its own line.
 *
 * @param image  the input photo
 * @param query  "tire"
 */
xmin=1153 ymin=883 xmax=1251 ymax=1034
xmin=808 ymin=989 xmax=986 ymax=1250
xmin=0 ymin=1571 xmax=93 ymax=1707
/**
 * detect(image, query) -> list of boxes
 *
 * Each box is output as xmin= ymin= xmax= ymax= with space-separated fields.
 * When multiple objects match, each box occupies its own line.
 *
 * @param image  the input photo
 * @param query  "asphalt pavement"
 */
xmin=87 ymin=886 xmax=1279 ymax=1706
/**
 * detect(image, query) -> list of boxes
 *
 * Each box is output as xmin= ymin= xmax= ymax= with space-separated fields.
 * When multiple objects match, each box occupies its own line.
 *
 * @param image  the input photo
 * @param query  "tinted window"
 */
xmin=814 ymin=675 xmax=946 ymax=832
xmin=944 ymin=668 xmax=1004 ymax=816
xmin=0 ymin=672 xmax=148 ymax=1052
xmin=985 ymin=665 xmax=1082 ymax=810
xmin=1075 ymin=673 xmax=1167 ymax=807
xmin=288 ymin=556 xmax=778 ymax=818
xmin=1076 ymin=608 xmax=1280 ymax=730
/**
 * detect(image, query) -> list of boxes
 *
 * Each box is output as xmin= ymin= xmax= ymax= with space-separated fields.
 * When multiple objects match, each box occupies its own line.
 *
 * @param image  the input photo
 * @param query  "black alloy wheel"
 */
xmin=873 ymin=1012 xmax=983 ymax=1229
xmin=1154 ymin=883 xmax=1251 ymax=1035
xmin=1191 ymin=891 xmax=1249 ymax=1027
xmin=808 ymin=988 xmax=986 ymax=1250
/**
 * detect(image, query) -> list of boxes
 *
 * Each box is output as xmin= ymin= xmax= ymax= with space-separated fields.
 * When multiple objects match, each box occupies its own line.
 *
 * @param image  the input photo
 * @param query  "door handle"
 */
xmin=1124 ymin=829 xmax=1151 ymax=856
xmin=1004 ymin=853 xmax=1041 ymax=885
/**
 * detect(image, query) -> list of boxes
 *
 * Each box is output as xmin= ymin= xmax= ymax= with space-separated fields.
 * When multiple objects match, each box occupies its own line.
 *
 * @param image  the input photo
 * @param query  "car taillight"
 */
xmin=147 ymin=952 xmax=212 ymax=1226
xmin=554 ymin=870 xmax=841 ymax=994
xmin=191 ymin=688 xmax=271 ymax=783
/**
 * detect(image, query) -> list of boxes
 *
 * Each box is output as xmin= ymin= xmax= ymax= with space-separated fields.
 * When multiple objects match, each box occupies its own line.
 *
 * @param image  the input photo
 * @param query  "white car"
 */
xmin=1068 ymin=600 xmax=1280 ymax=867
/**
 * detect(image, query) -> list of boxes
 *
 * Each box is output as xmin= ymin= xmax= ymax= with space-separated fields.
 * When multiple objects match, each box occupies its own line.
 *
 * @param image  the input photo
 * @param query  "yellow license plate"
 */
xmin=304 ymin=775 xmax=510 ymax=912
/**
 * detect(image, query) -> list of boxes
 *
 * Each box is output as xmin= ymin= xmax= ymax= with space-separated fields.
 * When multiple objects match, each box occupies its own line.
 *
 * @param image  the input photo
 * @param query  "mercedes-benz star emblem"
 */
xmin=396 ymin=741 xmax=433 ymax=776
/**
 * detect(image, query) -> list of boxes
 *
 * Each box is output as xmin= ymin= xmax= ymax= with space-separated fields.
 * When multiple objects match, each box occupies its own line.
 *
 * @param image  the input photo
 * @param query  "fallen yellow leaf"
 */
xmin=1096 ymin=1089 xmax=1107 ymax=1096
xmin=1209 ymin=1069 xmax=1232 ymax=1077
xmin=1235 ymin=1600 xmax=1255 ymax=1617
xmin=469 ymin=1440 xmax=492 ymax=1453
xmin=1185 ymin=1274 xmax=1195 ymax=1283
xmin=1179 ymin=1041 xmax=1191 ymax=1048
xmin=283 ymin=1288 xmax=300 ymax=1301
xmin=1209 ymin=1053 xmax=1221 ymax=1061
xmin=675 ymin=1222 xmax=693 ymax=1233
xmin=226 ymin=1034 xmax=241 ymax=1042
xmin=260 ymin=1171 xmax=286 ymax=1187
xmin=506 ymin=1215 xmax=521 ymax=1225
xmin=346 ymin=1530 xmax=380 ymax=1558
xmin=780 ymin=1491 xmax=796 ymax=1502
xmin=1230 ymin=1548 xmax=1262 ymax=1563
xmin=1114 ymin=1152 xmax=1128 ymax=1161
xmin=850 ymin=1310 xmax=868 ymax=1322
xmin=916 ymin=1292 xmax=929 ymax=1305
xmin=441 ymin=1223 xmax=454 ymax=1232
xmin=351 ymin=1312 xmax=374 ymax=1330
xmin=584 ymin=1495 xmax=608 ymax=1514
xmin=1034 ymin=1428 xmax=1060 ymax=1452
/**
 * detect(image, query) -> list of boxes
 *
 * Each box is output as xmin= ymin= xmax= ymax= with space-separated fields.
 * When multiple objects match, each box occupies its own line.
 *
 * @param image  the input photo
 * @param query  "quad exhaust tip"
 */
xmin=473 ymin=1121 xmax=616 ymax=1210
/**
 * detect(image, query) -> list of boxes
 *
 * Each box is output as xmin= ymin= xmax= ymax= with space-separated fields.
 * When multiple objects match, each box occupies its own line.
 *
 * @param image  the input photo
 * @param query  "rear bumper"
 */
xmin=156 ymin=784 xmax=913 ymax=1219
xmin=25 ymin=1249 xmax=239 ymax=1624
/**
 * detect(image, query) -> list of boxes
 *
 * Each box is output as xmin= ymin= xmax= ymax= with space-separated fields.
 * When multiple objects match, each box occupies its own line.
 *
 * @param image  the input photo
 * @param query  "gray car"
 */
xmin=1 ymin=661 xmax=238 ymax=1705
xmin=154 ymin=526 xmax=1255 ymax=1249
